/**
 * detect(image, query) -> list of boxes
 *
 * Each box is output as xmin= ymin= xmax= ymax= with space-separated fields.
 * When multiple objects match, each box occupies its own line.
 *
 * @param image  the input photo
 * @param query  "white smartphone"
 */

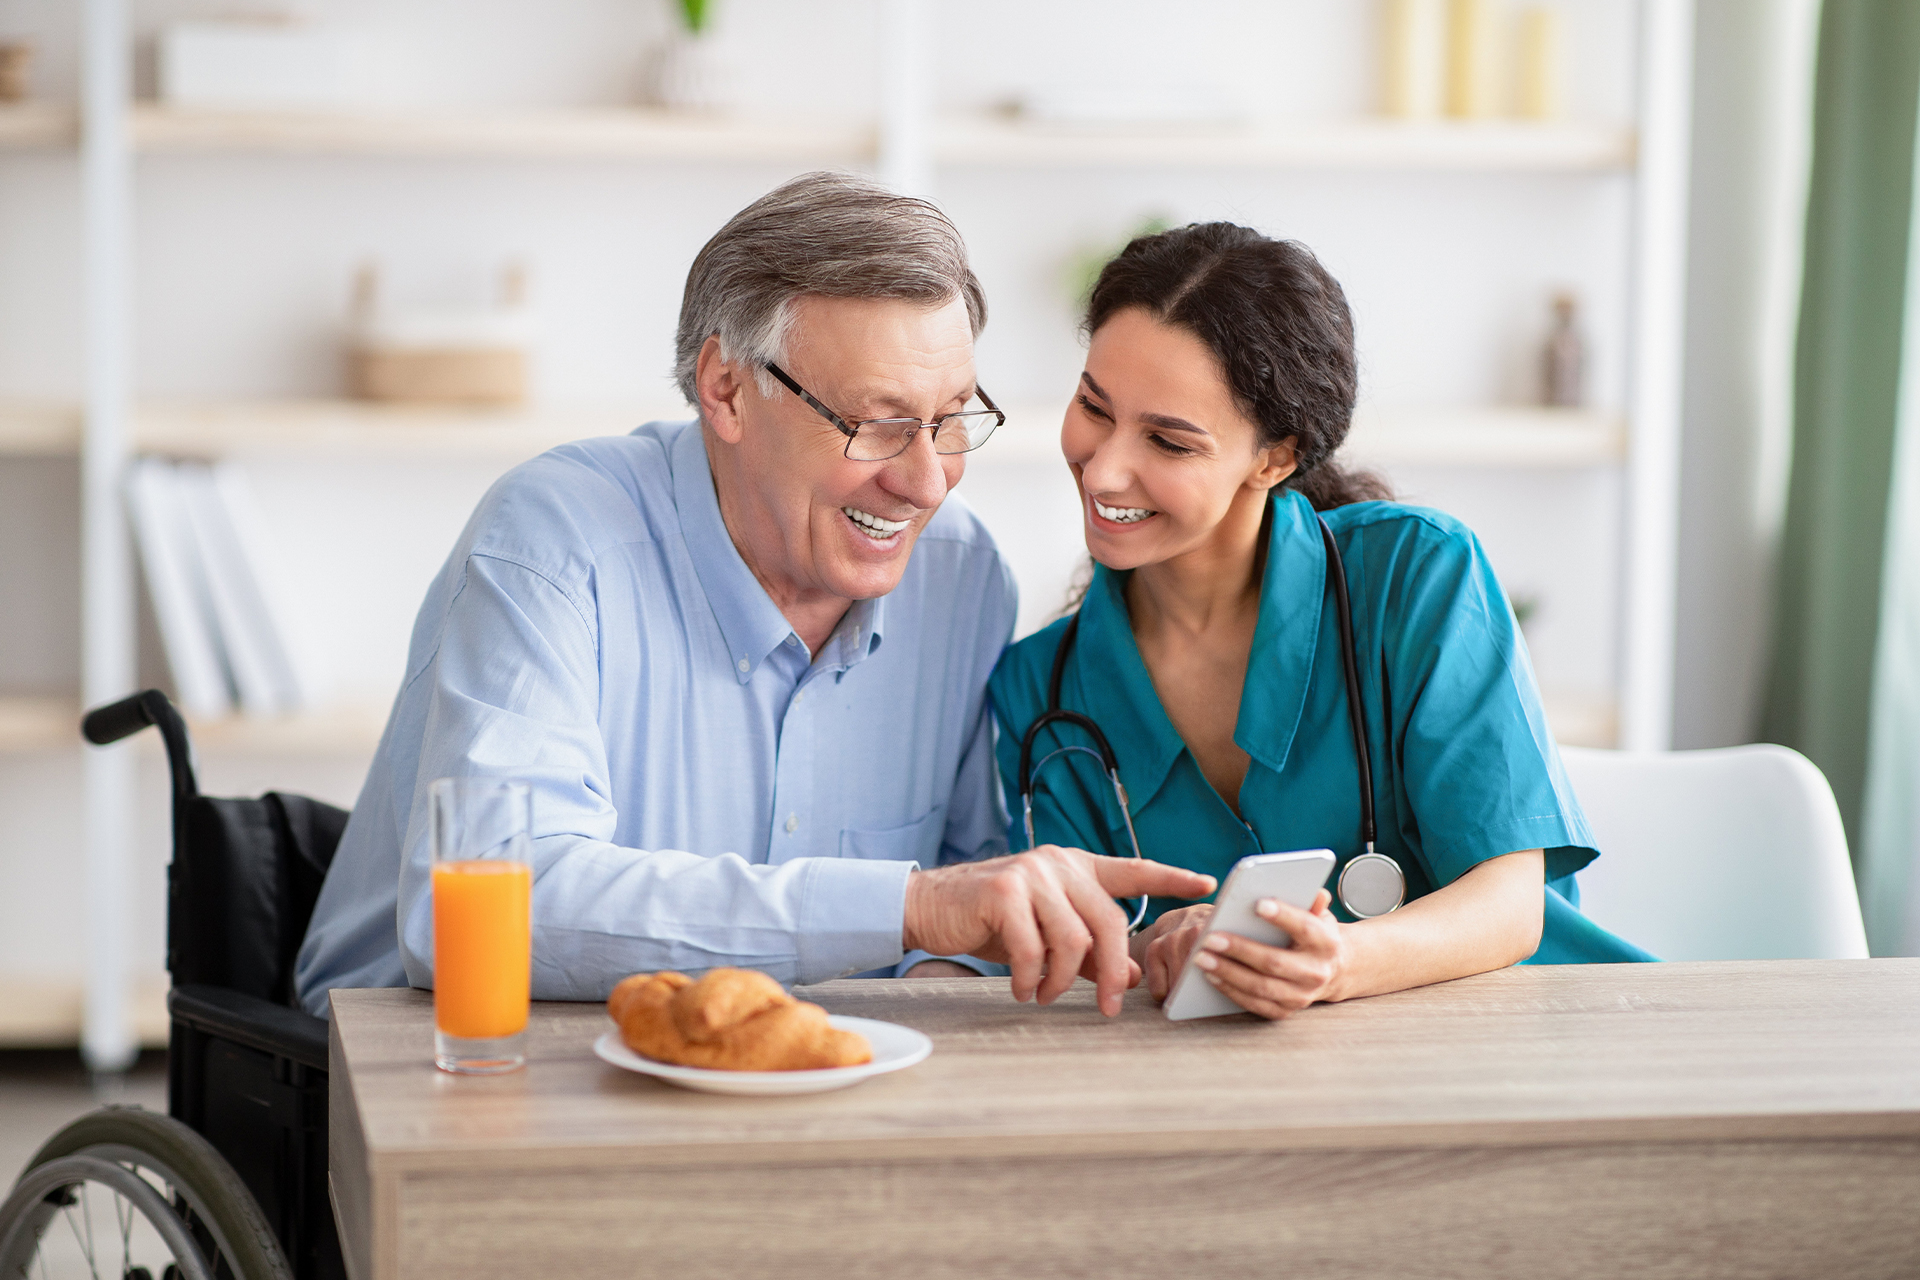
xmin=1162 ymin=849 xmax=1338 ymax=1022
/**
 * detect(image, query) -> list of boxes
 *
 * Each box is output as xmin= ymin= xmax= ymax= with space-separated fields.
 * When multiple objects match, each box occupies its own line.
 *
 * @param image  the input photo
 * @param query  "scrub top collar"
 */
xmin=669 ymin=421 xmax=885 ymax=685
xmin=1071 ymin=488 xmax=1327 ymax=810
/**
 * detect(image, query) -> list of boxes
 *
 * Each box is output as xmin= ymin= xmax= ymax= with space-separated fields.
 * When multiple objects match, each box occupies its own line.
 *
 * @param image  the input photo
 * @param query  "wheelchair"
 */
xmin=0 ymin=690 xmax=349 ymax=1280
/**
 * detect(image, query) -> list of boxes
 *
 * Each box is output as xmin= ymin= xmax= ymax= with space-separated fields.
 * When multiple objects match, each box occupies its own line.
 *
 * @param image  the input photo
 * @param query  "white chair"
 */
xmin=1558 ymin=744 xmax=1870 ymax=960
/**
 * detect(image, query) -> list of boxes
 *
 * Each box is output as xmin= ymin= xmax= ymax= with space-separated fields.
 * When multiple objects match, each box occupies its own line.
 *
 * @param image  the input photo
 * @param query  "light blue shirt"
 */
xmin=294 ymin=419 xmax=1017 ymax=1018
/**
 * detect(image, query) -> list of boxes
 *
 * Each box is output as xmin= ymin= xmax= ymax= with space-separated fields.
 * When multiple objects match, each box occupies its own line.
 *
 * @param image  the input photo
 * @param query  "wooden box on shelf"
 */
xmin=348 ymin=346 xmax=526 ymax=406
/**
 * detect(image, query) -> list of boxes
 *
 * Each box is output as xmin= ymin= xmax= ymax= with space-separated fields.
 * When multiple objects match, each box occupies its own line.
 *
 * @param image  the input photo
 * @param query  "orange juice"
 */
xmin=432 ymin=860 xmax=532 ymax=1039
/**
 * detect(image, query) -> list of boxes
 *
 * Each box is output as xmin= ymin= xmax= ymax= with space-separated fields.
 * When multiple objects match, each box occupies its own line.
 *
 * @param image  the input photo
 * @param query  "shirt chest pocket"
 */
xmin=839 ymin=805 xmax=947 ymax=869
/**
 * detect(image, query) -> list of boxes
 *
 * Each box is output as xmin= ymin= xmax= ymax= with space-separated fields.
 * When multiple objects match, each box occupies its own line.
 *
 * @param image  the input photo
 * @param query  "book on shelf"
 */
xmin=126 ymin=458 xmax=231 ymax=719
xmin=126 ymin=457 xmax=310 ymax=720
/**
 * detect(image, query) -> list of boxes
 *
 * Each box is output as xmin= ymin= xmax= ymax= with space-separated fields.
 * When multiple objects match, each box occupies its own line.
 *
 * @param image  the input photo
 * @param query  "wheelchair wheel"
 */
xmin=0 ymin=1106 xmax=292 ymax=1280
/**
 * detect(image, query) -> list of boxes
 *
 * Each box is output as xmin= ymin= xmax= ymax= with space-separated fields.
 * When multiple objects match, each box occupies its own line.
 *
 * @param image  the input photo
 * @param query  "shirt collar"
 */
xmin=1070 ymin=489 xmax=1326 ymax=807
xmin=1236 ymin=489 xmax=1326 ymax=777
xmin=669 ymin=421 xmax=886 ymax=683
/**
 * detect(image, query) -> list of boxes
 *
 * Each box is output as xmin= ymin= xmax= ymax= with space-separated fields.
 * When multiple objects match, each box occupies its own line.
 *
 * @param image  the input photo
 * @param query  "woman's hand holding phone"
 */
xmin=1138 ymin=890 xmax=1351 ymax=1019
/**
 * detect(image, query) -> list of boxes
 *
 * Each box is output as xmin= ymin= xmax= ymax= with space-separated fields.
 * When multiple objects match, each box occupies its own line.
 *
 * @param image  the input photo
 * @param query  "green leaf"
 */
xmin=1064 ymin=214 xmax=1172 ymax=306
xmin=679 ymin=0 xmax=710 ymax=35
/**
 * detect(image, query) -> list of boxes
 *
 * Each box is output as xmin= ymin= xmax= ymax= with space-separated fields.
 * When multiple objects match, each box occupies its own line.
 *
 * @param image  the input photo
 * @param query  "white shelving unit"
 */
xmin=0 ymin=102 xmax=1633 ymax=171
xmin=12 ymin=0 xmax=1693 ymax=1062
xmin=0 ymin=397 xmax=1622 ymax=465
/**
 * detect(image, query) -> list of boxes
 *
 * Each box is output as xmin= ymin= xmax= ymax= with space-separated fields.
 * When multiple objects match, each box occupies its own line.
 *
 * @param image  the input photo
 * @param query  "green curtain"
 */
xmin=1764 ymin=0 xmax=1920 ymax=861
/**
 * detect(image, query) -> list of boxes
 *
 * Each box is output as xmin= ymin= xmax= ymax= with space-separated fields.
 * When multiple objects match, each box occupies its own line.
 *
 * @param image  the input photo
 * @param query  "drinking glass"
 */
xmin=430 ymin=777 xmax=532 ymax=1074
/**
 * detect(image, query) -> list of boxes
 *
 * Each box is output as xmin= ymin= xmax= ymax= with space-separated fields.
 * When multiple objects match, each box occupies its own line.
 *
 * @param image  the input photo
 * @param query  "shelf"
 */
xmin=0 ymin=103 xmax=75 ymax=148
xmin=0 ymin=975 xmax=168 ymax=1048
xmin=0 ymin=104 xmax=871 ymax=162
xmin=1540 ymin=689 xmax=1618 ymax=750
xmin=0 ymin=400 xmax=1624 ymax=468
xmin=0 ymin=398 xmax=677 ymax=461
xmin=1340 ymin=406 xmax=1627 ymax=468
xmin=0 ymin=696 xmax=389 ymax=755
xmin=0 ymin=104 xmax=1633 ymax=173
xmin=133 ymin=398 xmax=673 ymax=460
xmin=0 ymin=697 xmax=76 ymax=753
xmin=936 ymin=116 xmax=1636 ymax=173
xmin=980 ymin=404 xmax=1625 ymax=470
xmin=130 ymin=105 xmax=874 ymax=162
xmin=0 ymin=402 xmax=80 ymax=456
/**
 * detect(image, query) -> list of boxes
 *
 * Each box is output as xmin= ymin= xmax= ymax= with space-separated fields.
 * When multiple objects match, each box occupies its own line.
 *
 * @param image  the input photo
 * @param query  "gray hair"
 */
xmin=673 ymin=171 xmax=987 ymax=407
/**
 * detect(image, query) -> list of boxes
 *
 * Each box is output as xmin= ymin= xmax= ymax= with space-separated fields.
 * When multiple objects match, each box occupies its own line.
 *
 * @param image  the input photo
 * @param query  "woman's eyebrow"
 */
xmin=1141 ymin=413 xmax=1209 ymax=437
xmin=1080 ymin=372 xmax=1207 ymax=436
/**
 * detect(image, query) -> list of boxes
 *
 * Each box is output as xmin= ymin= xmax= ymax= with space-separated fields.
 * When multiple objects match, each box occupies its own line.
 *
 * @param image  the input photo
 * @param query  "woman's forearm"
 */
xmin=1329 ymin=849 xmax=1545 ymax=1002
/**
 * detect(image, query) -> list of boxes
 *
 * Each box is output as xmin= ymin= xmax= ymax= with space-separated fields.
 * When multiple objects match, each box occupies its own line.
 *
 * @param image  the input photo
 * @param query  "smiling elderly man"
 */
xmin=294 ymin=172 xmax=1211 ymax=1020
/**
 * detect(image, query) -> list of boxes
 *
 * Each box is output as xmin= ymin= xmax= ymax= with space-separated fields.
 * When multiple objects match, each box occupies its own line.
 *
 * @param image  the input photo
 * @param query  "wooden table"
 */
xmin=329 ymin=960 xmax=1920 ymax=1280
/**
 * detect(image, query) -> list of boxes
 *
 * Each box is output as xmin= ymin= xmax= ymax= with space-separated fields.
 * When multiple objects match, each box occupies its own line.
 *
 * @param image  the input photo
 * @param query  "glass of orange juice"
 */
xmin=430 ymin=777 xmax=532 ymax=1074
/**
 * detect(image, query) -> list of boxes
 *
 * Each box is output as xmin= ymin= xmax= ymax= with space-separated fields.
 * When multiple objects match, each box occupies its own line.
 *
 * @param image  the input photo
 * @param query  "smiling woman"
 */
xmin=988 ymin=221 xmax=1655 ymax=1023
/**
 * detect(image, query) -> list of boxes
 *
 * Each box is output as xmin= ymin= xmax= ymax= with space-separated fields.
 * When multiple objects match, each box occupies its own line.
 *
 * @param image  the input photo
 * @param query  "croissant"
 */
xmin=608 ymin=968 xmax=872 ymax=1072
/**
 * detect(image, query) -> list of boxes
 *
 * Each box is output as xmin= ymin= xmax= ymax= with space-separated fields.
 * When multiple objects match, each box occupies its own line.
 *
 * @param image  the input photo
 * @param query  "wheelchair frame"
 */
xmin=79 ymin=689 xmax=348 ymax=1280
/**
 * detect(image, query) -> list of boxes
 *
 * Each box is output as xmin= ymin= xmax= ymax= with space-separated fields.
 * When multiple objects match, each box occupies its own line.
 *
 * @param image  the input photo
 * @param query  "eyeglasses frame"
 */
xmin=763 ymin=361 xmax=1004 ymax=461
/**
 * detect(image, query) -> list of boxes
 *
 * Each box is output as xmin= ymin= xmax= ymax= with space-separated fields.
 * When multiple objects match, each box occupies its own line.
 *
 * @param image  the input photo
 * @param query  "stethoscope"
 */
xmin=1016 ymin=514 xmax=1407 ymax=931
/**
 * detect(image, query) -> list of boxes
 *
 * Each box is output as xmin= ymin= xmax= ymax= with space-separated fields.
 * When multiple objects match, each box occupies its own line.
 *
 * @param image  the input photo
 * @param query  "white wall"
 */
xmin=1670 ymin=0 xmax=1815 ymax=749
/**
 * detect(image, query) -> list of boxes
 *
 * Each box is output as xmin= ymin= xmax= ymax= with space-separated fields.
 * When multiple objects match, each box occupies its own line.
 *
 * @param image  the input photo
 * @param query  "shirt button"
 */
xmin=737 ymin=657 xmax=749 ymax=673
xmin=785 ymin=813 xmax=799 ymax=834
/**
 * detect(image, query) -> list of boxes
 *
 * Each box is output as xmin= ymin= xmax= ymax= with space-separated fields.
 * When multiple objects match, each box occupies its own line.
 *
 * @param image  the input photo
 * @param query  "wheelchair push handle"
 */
xmin=83 ymin=690 xmax=167 ymax=745
xmin=82 ymin=688 xmax=199 ymax=802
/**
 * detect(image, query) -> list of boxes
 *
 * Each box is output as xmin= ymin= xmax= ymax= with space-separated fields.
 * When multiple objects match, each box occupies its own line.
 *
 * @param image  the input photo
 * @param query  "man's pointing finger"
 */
xmin=1091 ymin=858 xmax=1216 ymax=902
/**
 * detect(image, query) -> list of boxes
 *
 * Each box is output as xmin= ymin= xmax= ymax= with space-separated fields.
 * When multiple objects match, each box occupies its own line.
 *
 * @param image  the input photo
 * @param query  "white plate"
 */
xmin=593 ymin=1015 xmax=932 ymax=1095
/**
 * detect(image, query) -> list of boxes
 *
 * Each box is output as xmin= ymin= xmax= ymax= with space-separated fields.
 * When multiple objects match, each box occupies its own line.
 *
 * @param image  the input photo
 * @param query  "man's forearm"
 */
xmin=400 ymin=838 xmax=917 ymax=997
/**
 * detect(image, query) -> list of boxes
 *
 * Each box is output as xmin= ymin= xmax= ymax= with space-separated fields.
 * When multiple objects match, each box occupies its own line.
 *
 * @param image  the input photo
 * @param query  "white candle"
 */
xmin=1382 ymin=0 xmax=1446 ymax=119
xmin=1446 ymin=0 xmax=1501 ymax=119
xmin=1517 ymin=6 xmax=1565 ymax=119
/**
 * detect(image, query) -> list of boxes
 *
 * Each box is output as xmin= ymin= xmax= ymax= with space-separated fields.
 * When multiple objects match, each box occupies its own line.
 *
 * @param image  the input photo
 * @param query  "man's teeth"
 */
xmin=843 ymin=507 xmax=911 ymax=540
xmin=1094 ymin=499 xmax=1157 ymax=524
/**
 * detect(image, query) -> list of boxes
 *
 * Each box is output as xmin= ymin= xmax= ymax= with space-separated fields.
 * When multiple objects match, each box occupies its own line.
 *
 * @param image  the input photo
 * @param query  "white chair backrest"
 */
xmin=1559 ymin=744 xmax=1868 ymax=961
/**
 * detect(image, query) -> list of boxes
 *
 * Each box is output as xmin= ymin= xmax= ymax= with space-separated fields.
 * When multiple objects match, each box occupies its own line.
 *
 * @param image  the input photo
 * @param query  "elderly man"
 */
xmin=295 ymin=172 xmax=1211 ymax=1021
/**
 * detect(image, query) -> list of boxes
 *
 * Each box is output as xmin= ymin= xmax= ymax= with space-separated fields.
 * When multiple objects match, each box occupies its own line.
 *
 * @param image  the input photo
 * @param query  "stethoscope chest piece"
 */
xmin=1337 ymin=851 xmax=1405 ymax=919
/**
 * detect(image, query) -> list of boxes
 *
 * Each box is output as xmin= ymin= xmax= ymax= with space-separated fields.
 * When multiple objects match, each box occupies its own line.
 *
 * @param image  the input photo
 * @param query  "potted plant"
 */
xmin=649 ymin=0 xmax=732 ymax=113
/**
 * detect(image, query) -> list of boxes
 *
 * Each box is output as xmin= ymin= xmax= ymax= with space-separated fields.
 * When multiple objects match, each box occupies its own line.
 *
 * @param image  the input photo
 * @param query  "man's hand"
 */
xmin=903 ymin=848 xmax=1216 ymax=1016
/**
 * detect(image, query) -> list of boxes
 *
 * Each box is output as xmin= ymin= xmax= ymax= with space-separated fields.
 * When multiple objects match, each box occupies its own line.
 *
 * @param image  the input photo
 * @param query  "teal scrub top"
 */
xmin=987 ymin=490 xmax=1655 ymax=965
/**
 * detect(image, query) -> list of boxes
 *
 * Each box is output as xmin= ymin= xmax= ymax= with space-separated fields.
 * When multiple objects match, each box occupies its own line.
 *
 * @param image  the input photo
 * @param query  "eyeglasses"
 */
xmin=764 ymin=362 xmax=1004 ymax=462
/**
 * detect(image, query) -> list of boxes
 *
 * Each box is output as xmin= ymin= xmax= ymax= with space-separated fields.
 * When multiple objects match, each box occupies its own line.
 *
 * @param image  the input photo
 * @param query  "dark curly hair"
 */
xmin=1084 ymin=222 xmax=1390 ymax=510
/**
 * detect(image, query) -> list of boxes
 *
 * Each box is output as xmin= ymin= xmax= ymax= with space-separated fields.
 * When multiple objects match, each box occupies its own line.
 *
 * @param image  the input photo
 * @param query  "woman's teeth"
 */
xmin=1094 ymin=499 xmax=1157 ymax=525
xmin=843 ymin=507 xmax=911 ymax=541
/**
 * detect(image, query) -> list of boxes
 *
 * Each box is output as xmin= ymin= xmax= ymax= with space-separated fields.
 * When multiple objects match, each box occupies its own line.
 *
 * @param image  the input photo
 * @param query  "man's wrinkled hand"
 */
xmin=903 ymin=848 xmax=1215 ymax=1016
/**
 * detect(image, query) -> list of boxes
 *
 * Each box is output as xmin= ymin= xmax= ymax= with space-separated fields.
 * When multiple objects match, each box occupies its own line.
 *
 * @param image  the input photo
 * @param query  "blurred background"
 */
xmin=0 ymin=0 xmax=1915 ymax=1069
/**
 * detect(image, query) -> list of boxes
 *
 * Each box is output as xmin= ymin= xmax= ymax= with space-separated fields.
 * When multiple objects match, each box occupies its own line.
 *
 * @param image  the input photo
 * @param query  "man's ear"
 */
xmin=695 ymin=335 xmax=750 ymax=445
xmin=1250 ymin=435 xmax=1300 ymax=492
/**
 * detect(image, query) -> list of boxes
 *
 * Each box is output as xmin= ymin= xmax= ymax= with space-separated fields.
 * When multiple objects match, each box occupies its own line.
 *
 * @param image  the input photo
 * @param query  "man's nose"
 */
xmin=877 ymin=427 xmax=950 ymax=511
